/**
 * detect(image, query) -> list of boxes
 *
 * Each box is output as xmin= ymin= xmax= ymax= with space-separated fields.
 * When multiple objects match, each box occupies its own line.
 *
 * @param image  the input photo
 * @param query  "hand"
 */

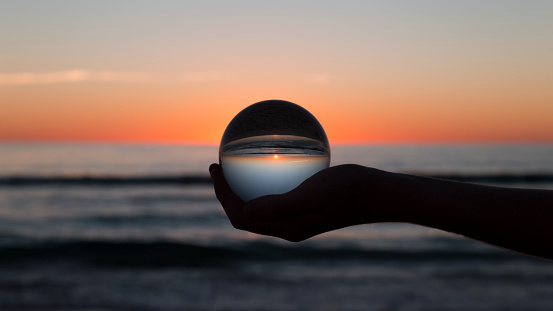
xmin=211 ymin=162 xmax=553 ymax=259
xmin=209 ymin=163 xmax=410 ymax=242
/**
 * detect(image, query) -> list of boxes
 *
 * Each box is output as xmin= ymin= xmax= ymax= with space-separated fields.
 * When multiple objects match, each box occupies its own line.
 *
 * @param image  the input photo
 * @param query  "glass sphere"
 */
xmin=219 ymin=100 xmax=330 ymax=201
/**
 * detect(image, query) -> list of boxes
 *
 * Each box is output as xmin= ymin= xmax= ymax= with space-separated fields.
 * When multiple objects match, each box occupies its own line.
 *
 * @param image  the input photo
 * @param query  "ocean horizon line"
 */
xmin=2 ymin=140 xmax=553 ymax=147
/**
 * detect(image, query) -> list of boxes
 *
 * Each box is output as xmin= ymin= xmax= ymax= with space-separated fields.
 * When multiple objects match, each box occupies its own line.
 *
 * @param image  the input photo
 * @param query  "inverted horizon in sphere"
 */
xmin=221 ymin=153 xmax=329 ymax=201
xmin=220 ymin=100 xmax=330 ymax=201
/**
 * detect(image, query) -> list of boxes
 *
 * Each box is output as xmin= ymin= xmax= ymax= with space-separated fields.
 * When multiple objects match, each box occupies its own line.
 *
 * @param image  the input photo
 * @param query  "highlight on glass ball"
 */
xmin=219 ymin=99 xmax=331 ymax=202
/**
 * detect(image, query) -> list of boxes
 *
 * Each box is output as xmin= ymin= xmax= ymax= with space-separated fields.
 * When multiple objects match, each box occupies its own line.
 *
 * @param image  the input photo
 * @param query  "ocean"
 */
xmin=1 ymin=143 xmax=553 ymax=311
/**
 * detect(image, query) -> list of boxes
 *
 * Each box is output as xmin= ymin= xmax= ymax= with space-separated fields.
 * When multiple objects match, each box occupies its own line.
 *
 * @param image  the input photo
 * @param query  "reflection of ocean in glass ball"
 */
xmin=219 ymin=100 xmax=330 ymax=202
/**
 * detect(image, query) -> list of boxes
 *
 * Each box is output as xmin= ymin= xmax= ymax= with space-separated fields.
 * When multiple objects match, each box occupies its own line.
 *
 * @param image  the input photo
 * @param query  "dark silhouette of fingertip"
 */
xmin=209 ymin=163 xmax=220 ymax=176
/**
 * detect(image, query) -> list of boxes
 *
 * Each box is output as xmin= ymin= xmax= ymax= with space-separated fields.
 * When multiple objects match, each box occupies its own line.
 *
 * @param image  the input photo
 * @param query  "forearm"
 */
xmin=396 ymin=173 xmax=553 ymax=259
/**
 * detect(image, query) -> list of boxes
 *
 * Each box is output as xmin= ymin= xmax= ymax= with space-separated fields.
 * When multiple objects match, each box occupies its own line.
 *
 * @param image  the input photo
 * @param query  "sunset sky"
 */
xmin=1 ymin=1 xmax=552 ymax=144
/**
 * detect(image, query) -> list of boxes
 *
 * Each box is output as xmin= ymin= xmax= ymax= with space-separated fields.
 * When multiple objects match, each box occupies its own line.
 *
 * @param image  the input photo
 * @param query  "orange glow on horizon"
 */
xmin=1 ymin=63 xmax=553 ymax=145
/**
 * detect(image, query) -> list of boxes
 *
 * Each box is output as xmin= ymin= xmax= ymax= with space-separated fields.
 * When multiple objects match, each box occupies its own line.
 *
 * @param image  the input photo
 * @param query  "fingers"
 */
xmin=209 ymin=163 xmax=350 ymax=242
xmin=244 ymin=194 xmax=292 ymax=219
xmin=244 ymin=192 xmax=308 ymax=220
xmin=209 ymin=163 xmax=244 ymax=220
xmin=243 ymin=170 xmax=326 ymax=220
xmin=243 ymin=209 xmax=346 ymax=242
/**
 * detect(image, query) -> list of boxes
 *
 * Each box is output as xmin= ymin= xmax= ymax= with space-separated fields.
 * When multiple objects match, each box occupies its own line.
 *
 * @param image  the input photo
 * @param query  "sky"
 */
xmin=1 ymin=0 xmax=552 ymax=145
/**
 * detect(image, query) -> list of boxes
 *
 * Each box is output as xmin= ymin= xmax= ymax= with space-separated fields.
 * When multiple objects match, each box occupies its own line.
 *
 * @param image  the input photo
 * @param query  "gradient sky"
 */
xmin=1 ymin=1 xmax=552 ymax=144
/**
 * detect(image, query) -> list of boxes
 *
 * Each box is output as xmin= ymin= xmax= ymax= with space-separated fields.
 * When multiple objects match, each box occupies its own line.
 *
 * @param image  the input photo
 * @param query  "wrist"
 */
xmin=352 ymin=167 xmax=424 ymax=224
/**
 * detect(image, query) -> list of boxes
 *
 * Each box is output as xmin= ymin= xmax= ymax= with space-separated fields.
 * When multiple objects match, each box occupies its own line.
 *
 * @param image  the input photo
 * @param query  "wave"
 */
xmin=0 ymin=240 xmax=532 ymax=267
xmin=1 ymin=172 xmax=553 ymax=186
xmin=0 ymin=175 xmax=212 ymax=186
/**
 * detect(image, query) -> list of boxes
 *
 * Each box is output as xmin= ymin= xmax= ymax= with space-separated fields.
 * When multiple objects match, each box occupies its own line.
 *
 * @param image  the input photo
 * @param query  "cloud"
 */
xmin=93 ymin=71 xmax=152 ymax=82
xmin=179 ymin=71 xmax=235 ymax=83
xmin=0 ymin=70 xmax=153 ymax=85
xmin=0 ymin=70 xmax=236 ymax=85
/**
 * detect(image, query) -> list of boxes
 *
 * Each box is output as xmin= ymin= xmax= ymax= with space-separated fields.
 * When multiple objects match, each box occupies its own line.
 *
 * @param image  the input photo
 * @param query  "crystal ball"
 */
xmin=219 ymin=100 xmax=330 ymax=201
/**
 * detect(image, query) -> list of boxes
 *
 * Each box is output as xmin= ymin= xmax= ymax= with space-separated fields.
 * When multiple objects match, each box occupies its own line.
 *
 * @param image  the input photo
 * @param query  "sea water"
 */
xmin=220 ymin=135 xmax=330 ymax=201
xmin=2 ymin=143 xmax=553 ymax=311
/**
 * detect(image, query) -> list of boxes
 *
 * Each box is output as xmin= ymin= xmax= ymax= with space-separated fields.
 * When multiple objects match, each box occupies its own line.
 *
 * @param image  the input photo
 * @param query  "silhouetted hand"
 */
xmin=210 ymin=162 xmax=553 ymax=260
xmin=209 ymin=163 xmax=412 ymax=241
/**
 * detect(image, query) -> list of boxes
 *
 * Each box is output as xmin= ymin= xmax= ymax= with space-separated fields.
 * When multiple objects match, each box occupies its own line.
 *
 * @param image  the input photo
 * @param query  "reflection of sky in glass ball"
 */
xmin=220 ymin=100 xmax=330 ymax=202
